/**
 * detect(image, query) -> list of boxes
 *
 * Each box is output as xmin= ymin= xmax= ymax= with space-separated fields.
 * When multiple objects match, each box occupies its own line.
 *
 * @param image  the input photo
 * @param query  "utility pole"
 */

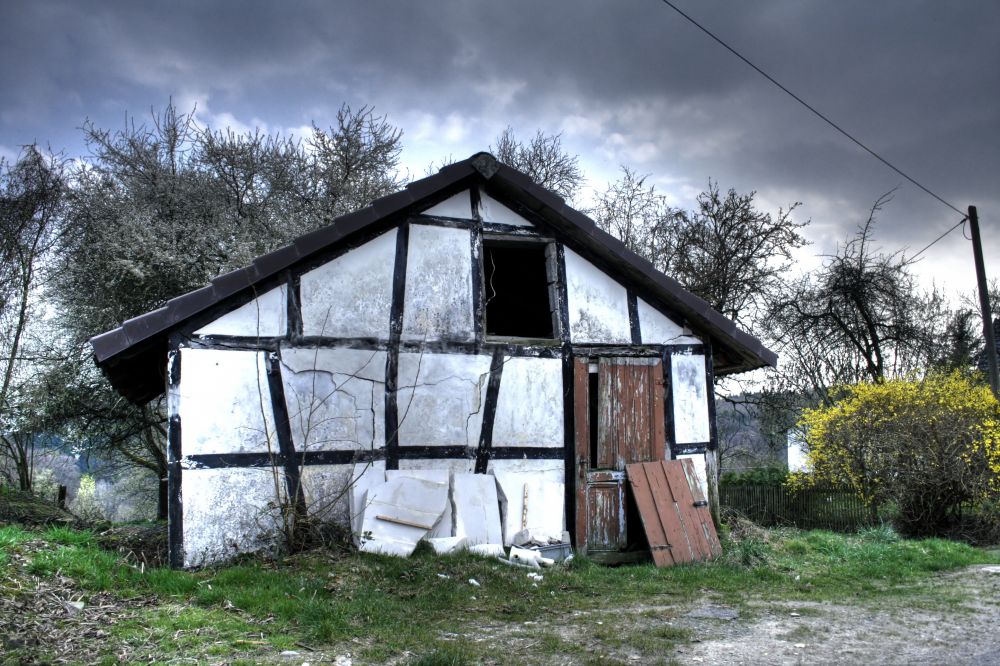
xmin=969 ymin=205 xmax=999 ymax=398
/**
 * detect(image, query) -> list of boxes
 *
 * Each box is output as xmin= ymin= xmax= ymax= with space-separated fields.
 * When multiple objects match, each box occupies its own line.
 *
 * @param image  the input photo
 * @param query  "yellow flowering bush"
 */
xmin=792 ymin=372 xmax=1000 ymax=536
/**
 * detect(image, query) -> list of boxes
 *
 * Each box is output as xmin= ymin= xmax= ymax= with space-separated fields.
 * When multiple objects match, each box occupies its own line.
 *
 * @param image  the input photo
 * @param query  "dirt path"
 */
xmin=449 ymin=564 xmax=1000 ymax=666
xmin=665 ymin=565 xmax=1000 ymax=665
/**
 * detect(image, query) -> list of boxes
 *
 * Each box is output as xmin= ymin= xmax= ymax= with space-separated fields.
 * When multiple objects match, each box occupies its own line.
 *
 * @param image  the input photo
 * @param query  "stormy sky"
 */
xmin=2 ymin=0 xmax=997 ymax=299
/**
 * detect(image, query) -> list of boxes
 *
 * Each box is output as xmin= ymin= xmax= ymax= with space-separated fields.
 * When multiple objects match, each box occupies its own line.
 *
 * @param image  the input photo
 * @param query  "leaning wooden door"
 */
xmin=573 ymin=357 xmax=666 ymax=553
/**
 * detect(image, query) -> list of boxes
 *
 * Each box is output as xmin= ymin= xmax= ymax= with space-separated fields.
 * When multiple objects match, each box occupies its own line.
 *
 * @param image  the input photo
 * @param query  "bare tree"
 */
xmin=44 ymin=102 xmax=407 ymax=517
xmin=491 ymin=127 xmax=584 ymax=201
xmin=766 ymin=193 xmax=933 ymax=399
xmin=666 ymin=182 xmax=806 ymax=328
xmin=590 ymin=166 xmax=682 ymax=267
xmin=591 ymin=173 xmax=807 ymax=332
xmin=0 ymin=146 xmax=66 ymax=490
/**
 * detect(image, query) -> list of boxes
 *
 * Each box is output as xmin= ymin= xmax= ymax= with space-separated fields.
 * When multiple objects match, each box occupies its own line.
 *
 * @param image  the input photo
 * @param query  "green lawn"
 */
xmin=1 ymin=523 xmax=997 ymax=665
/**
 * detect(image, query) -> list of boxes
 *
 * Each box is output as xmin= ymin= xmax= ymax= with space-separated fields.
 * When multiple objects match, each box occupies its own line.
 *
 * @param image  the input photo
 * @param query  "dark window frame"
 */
xmin=480 ymin=236 xmax=561 ymax=341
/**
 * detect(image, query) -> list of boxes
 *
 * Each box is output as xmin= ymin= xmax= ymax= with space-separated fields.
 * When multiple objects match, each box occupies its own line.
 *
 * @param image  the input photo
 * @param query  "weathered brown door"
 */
xmin=573 ymin=357 xmax=666 ymax=554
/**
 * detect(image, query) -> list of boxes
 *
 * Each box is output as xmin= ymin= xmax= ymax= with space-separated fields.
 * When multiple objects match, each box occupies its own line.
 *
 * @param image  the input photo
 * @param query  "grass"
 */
xmin=0 ymin=524 xmax=30 ymax=566
xmin=2 ymin=523 xmax=997 ymax=664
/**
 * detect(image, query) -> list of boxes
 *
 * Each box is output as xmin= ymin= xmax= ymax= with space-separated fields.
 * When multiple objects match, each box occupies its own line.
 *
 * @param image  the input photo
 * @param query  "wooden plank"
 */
xmin=654 ymin=460 xmax=697 ymax=562
xmin=680 ymin=456 xmax=707 ymax=504
xmin=650 ymin=362 xmax=666 ymax=462
xmin=626 ymin=462 xmax=676 ymax=567
xmin=375 ymin=514 xmax=434 ymax=530
xmin=663 ymin=460 xmax=712 ymax=560
xmin=597 ymin=358 xmax=616 ymax=469
xmin=627 ymin=460 xmax=721 ymax=567
xmin=629 ymin=360 xmax=649 ymax=464
xmin=673 ymin=459 xmax=721 ymax=558
xmin=573 ymin=357 xmax=590 ymax=550
xmin=586 ymin=481 xmax=625 ymax=550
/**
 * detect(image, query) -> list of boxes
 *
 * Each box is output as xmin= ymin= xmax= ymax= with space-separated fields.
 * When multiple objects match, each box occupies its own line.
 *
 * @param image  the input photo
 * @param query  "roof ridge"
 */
xmin=91 ymin=150 xmax=776 ymax=403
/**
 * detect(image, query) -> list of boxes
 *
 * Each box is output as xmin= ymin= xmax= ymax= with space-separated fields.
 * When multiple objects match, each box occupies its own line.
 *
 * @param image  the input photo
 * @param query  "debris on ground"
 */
xmin=0 ymin=487 xmax=78 ymax=527
xmin=350 ymin=469 xmax=571 ymax=563
xmin=0 ymin=538 xmax=158 ymax=664
xmin=95 ymin=522 xmax=168 ymax=568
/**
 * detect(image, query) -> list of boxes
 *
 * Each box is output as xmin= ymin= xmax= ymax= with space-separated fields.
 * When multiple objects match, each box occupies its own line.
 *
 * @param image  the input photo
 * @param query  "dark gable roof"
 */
xmin=91 ymin=152 xmax=777 ymax=403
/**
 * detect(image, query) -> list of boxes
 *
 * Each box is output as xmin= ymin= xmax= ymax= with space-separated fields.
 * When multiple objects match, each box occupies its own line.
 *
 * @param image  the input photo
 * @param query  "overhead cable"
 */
xmin=658 ymin=0 xmax=966 ymax=218
xmin=908 ymin=216 xmax=967 ymax=261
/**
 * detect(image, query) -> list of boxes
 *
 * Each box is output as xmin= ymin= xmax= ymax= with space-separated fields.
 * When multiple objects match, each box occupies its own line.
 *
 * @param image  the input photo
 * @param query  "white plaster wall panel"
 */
xmin=401 ymin=225 xmax=475 ymax=342
xmin=478 ymin=189 xmax=533 ymax=227
xmin=421 ymin=190 xmax=472 ymax=218
xmin=396 ymin=352 xmax=491 ymax=447
xmin=677 ymin=453 xmax=709 ymax=501
xmin=347 ymin=461 xmax=387 ymax=543
xmin=488 ymin=459 xmax=564 ymax=545
xmin=194 ymin=285 xmax=286 ymax=338
xmin=182 ymin=467 xmax=284 ymax=567
xmin=637 ymin=298 xmax=701 ymax=345
xmin=492 ymin=356 xmax=564 ymax=447
xmin=563 ymin=248 xmax=632 ymax=343
xmin=179 ymin=348 xmax=274 ymax=456
xmin=300 ymin=229 xmax=396 ymax=338
xmin=299 ymin=463 xmax=355 ymax=527
xmin=386 ymin=469 xmax=452 ymax=537
xmin=359 ymin=477 xmax=449 ymax=557
xmin=671 ymin=352 xmax=711 ymax=444
xmin=452 ymin=473 xmax=504 ymax=546
xmin=279 ymin=347 xmax=387 ymax=452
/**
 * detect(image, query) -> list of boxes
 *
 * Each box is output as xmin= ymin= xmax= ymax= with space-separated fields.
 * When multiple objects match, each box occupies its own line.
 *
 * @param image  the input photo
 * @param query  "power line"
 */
xmin=657 ymin=0 xmax=967 ymax=218
xmin=908 ymin=216 xmax=967 ymax=261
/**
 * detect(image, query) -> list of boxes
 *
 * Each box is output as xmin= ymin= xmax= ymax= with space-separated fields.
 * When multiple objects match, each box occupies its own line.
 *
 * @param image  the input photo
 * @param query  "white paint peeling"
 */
xmin=677 ymin=453 xmax=709 ymax=500
xmin=279 ymin=347 xmax=387 ymax=452
xmin=396 ymin=351 xmax=490 ymax=448
xmin=402 ymin=225 xmax=474 ymax=342
xmin=564 ymin=248 xmax=632 ymax=343
xmin=492 ymin=356 xmax=564 ymax=447
xmin=166 ymin=350 xmax=180 ymax=419
xmin=182 ymin=467 xmax=285 ymax=568
xmin=478 ymin=188 xmax=533 ymax=227
xmin=300 ymin=229 xmax=396 ymax=338
xmin=194 ymin=285 xmax=287 ymax=338
xmin=179 ymin=348 xmax=274 ymax=456
xmin=672 ymin=352 xmax=711 ymax=444
xmin=421 ymin=190 xmax=472 ymax=218
xmin=637 ymin=297 xmax=701 ymax=345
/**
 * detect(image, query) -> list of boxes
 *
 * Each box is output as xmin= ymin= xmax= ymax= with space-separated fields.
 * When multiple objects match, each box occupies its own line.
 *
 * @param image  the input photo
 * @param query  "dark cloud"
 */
xmin=1 ymin=0 xmax=996 ymax=292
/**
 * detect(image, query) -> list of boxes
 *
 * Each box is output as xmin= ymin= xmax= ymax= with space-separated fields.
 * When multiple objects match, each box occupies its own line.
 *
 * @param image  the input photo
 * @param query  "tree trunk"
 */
xmin=158 ymin=476 xmax=168 ymax=520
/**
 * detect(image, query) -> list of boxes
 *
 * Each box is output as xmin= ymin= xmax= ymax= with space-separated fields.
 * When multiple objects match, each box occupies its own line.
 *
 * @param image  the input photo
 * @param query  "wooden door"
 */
xmin=574 ymin=357 xmax=666 ymax=553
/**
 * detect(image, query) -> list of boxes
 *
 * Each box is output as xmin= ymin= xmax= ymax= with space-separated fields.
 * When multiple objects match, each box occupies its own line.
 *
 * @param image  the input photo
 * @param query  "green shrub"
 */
xmin=720 ymin=466 xmax=789 ymax=487
xmin=792 ymin=372 xmax=1000 ymax=538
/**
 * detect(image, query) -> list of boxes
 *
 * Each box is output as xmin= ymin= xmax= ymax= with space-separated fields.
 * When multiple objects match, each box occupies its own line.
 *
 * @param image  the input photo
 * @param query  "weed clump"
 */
xmin=721 ymin=510 xmax=773 ymax=567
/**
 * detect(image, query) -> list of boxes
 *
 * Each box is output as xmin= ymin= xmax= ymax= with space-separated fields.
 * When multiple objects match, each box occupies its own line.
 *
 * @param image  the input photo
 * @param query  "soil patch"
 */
xmin=674 ymin=565 xmax=1000 ymax=665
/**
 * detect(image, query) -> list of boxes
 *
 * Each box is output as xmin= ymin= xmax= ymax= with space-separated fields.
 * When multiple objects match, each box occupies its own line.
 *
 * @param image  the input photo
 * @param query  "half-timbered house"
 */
xmin=91 ymin=152 xmax=776 ymax=567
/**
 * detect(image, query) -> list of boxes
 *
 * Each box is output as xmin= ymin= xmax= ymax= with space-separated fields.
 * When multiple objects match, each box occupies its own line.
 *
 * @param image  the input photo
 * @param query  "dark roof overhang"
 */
xmin=90 ymin=153 xmax=776 ymax=403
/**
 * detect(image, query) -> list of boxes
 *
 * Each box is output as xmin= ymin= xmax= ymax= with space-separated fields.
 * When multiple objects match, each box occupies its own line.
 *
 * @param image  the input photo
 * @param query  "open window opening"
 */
xmin=482 ymin=240 xmax=557 ymax=338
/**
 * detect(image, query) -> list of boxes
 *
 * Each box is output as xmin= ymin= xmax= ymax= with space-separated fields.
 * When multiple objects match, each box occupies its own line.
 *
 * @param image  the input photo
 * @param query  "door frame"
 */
xmin=572 ymin=355 xmax=667 ymax=554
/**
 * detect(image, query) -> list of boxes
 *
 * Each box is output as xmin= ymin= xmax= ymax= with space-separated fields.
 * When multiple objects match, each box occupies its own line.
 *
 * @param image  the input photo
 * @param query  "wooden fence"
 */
xmin=720 ymin=484 xmax=877 ymax=531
